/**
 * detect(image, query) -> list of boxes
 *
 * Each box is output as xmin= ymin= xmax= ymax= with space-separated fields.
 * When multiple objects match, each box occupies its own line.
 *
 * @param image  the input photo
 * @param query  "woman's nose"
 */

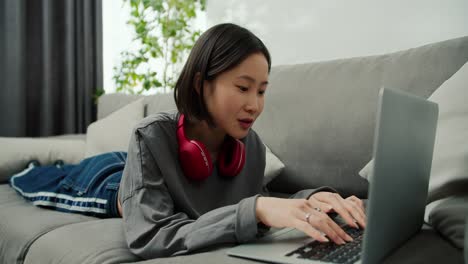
xmin=244 ymin=94 xmax=259 ymax=113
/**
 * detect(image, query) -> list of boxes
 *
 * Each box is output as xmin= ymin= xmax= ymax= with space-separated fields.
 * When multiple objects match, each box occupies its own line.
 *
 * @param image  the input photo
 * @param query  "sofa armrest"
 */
xmin=0 ymin=135 xmax=86 ymax=183
xmin=45 ymin=133 xmax=87 ymax=141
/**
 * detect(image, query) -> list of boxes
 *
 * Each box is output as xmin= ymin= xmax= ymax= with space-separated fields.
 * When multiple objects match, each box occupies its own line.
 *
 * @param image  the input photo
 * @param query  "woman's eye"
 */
xmin=237 ymin=86 xmax=248 ymax=92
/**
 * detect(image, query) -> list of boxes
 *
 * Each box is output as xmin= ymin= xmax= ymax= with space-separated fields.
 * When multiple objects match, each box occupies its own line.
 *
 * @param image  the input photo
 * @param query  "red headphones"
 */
xmin=177 ymin=114 xmax=246 ymax=181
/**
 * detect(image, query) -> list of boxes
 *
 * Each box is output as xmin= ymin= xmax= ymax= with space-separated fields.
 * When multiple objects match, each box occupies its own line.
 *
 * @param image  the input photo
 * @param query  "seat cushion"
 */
xmin=123 ymin=246 xmax=260 ymax=264
xmin=428 ymin=195 xmax=468 ymax=249
xmin=382 ymin=225 xmax=463 ymax=264
xmin=121 ymin=226 xmax=462 ymax=264
xmin=2 ymin=180 xmax=461 ymax=264
xmin=0 ymin=184 xmax=95 ymax=264
xmin=24 ymin=219 xmax=140 ymax=264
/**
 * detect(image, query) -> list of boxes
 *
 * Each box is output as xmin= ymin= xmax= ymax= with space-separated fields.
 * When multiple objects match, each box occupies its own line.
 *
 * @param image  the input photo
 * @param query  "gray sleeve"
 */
xmin=120 ymin=130 xmax=261 ymax=259
xmin=289 ymin=186 xmax=338 ymax=199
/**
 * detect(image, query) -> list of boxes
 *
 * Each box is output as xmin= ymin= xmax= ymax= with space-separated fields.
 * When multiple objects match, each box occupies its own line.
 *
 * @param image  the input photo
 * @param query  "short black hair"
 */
xmin=174 ymin=23 xmax=271 ymax=126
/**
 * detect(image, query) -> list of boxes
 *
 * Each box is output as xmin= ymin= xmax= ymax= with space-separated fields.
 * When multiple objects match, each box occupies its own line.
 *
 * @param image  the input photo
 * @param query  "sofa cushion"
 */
xmin=383 ymin=36 xmax=468 ymax=99
xmin=96 ymin=93 xmax=176 ymax=120
xmin=257 ymin=36 xmax=468 ymax=198
xmin=0 ymin=184 xmax=95 ymax=264
xmin=97 ymin=93 xmax=142 ymax=120
xmin=264 ymin=144 xmax=285 ymax=186
xmin=254 ymin=55 xmax=386 ymax=197
xmin=465 ymin=218 xmax=468 ymax=264
xmin=0 ymin=137 xmax=85 ymax=184
xmin=126 ymin=247 xmax=259 ymax=264
xmin=428 ymin=194 xmax=468 ymax=249
xmin=23 ymin=218 xmax=140 ymax=264
xmin=85 ymin=98 xmax=145 ymax=157
xmin=145 ymin=93 xmax=177 ymax=116
xmin=116 ymin=226 xmax=462 ymax=264
xmin=424 ymin=61 xmax=468 ymax=202
xmin=360 ymin=61 xmax=468 ymax=203
xmin=46 ymin=134 xmax=87 ymax=140
xmin=380 ymin=225 xmax=464 ymax=264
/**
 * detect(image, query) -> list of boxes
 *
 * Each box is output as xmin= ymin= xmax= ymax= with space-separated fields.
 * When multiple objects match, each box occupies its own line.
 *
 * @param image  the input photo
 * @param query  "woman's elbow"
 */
xmin=126 ymin=234 xmax=187 ymax=259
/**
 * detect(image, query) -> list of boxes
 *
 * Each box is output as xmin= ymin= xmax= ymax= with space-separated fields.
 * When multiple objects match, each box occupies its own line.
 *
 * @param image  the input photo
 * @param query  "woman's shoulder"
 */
xmin=132 ymin=110 xmax=179 ymax=135
xmin=243 ymin=128 xmax=266 ymax=154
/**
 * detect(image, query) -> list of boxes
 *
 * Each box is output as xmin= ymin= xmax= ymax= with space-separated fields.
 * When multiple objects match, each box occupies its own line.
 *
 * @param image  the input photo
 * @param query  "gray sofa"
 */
xmin=1 ymin=36 xmax=467 ymax=264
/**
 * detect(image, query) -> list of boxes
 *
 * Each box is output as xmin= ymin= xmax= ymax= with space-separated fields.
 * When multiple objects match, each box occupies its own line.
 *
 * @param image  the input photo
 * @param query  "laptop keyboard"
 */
xmin=285 ymin=225 xmax=364 ymax=264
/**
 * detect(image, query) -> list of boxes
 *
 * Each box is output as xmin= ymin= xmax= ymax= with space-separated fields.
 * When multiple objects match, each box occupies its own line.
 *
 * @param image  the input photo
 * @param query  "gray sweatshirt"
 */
xmin=119 ymin=111 xmax=334 ymax=259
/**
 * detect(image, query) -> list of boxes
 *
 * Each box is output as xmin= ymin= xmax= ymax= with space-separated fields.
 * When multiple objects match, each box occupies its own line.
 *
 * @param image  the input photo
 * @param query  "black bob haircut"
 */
xmin=174 ymin=23 xmax=271 ymax=126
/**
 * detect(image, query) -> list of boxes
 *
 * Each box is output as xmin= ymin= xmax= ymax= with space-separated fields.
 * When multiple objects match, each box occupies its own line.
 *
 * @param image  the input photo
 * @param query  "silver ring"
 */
xmin=305 ymin=213 xmax=311 ymax=223
xmin=314 ymin=207 xmax=322 ymax=213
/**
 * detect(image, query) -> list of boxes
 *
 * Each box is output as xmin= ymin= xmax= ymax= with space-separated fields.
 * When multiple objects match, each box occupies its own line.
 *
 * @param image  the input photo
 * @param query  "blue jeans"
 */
xmin=9 ymin=151 xmax=127 ymax=218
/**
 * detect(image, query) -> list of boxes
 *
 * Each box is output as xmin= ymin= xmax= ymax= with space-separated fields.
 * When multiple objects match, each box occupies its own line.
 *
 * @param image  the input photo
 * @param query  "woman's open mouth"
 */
xmin=238 ymin=118 xmax=253 ymax=129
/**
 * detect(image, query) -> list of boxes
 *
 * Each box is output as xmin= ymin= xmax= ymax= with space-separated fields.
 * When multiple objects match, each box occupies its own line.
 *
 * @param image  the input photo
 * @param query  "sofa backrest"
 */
xmin=97 ymin=93 xmax=176 ymax=120
xmin=257 ymin=36 xmax=468 ymax=198
xmin=97 ymin=36 xmax=468 ymax=198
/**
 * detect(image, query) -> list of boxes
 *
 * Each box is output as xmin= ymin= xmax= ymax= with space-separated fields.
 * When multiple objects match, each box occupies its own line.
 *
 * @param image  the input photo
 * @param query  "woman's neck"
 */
xmin=184 ymin=119 xmax=226 ymax=160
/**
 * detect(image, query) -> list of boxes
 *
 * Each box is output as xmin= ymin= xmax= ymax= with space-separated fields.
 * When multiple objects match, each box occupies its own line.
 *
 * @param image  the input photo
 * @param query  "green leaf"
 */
xmin=115 ymin=0 xmax=205 ymax=93
xmin=143 ymin=79 xmax=151 ymax=90
xmin=153 ymin=79 xmax=162 ymax=87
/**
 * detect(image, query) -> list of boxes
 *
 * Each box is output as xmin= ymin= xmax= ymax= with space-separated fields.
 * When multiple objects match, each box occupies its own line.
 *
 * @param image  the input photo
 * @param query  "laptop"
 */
xmin=227 ymin=88 xmax=439 ymax=264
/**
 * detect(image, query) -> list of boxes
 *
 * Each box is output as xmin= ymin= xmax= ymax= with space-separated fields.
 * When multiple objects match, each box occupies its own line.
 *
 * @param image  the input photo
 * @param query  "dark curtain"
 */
xmin=0 ymin=0 xmax=103 ymax=137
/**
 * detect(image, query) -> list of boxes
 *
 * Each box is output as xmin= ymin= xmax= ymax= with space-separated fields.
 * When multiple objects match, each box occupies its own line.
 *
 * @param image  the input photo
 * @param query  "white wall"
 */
xmin=103 ymin=0 xmax=468 ymax=93
xmin=206 ymin=0 xmax=468 ymax=66
xmin=102 ymin=0 xmax=134 ymax=93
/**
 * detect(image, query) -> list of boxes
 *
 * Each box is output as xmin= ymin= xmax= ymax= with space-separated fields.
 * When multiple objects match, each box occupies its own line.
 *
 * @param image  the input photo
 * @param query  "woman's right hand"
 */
xmin=255 ymin=197 xmax=354 ymax=245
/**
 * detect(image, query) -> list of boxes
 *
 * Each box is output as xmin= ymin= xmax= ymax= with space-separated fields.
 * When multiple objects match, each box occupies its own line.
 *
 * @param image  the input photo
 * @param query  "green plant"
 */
xmin=113 ymin=0 xmax=206 ymax=94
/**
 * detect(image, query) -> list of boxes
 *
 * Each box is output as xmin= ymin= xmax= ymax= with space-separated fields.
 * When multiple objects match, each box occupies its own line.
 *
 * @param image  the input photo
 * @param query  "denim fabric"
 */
xmin=9 ymin=152 xmax=127 ymax=218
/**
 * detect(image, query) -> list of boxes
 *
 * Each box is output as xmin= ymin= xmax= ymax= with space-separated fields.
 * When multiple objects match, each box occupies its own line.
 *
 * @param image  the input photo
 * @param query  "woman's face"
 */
xmin=203 ymin=52 xmax=269 ymax=139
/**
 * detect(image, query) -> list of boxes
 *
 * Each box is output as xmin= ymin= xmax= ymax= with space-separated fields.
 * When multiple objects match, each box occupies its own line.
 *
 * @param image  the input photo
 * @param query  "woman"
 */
xmin=10 ymin=23 xmax=366 ymax=259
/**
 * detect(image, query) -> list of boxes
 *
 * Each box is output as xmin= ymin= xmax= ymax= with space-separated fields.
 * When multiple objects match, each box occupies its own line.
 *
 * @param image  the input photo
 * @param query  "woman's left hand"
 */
xmin=308 ymin=192 xmax=367 ymax=229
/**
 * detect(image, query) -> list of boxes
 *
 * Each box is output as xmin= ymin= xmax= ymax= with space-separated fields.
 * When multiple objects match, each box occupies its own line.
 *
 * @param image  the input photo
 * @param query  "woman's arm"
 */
xmin=122 ymin=186 xmax=260 ymax=258
xmin=120 ymin=129 xmax=262 ymax=259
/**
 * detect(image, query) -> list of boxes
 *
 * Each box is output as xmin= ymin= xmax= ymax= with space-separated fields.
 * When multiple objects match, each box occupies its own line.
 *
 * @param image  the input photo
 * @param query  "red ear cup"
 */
xmin=176 ymin=114 xmax=246 ymax=180
xmin=177 ymin=114 xmax=213 ymax=180
xmin=218 ymin=138 xmax=246 ymax=177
